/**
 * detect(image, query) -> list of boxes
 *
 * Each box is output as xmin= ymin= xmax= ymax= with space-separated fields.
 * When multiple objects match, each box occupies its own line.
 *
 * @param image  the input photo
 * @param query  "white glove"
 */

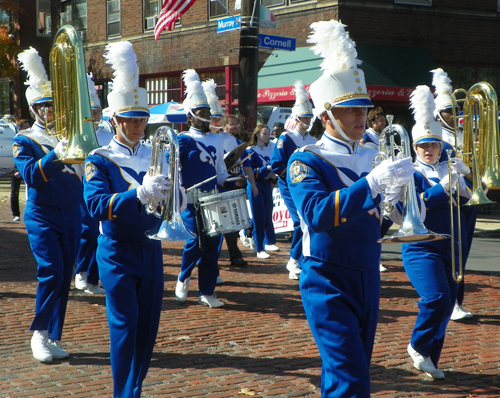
xmin=440 ymin=171 xmax=459 ymax=194
xmin=54 ymin=138 xmax=68 ymax=159
xmin=137 ymin=173 xmax=170 ymax=204
xmin=366 ymin=157 xmax=415 ymax=197
xmin=451 ymin=158 xmax=470 ymax=175
xmin=384 ymin=184 xmax=405 ymax=203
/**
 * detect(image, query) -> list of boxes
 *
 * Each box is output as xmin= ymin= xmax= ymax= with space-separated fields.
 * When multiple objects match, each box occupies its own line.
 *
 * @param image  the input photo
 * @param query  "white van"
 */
xmin=0 ymin=120 xmax=17 ymax=176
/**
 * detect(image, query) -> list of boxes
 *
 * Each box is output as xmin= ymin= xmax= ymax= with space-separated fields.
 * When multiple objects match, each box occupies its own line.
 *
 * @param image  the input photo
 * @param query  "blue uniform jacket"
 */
xmin=83 ymin=138 xmax=161 ymax=245
xmin=12 ymin=123 xmax=83 ymax=208
xmin=288 ymin=134 xmax=382 ymax=271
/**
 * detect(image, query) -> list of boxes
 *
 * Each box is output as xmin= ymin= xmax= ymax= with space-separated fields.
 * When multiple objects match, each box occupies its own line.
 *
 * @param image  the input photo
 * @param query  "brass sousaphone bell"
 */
xmin=48 ymin=25 xmax=99 ymax=163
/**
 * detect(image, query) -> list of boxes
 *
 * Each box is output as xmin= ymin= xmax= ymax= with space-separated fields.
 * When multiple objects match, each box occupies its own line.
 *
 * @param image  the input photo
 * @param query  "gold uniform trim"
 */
xmin=332 ymin=93 xmax=370 ymax=105
xmin=108 ymin=193 xmax=118 ymax=221
xmin=116 ymin=106 xmax=150 ymax=113
xmin=334 ymin=190 xmax=340 ymax=226
xmin=38 ymin=159 xmax=48 ymax=182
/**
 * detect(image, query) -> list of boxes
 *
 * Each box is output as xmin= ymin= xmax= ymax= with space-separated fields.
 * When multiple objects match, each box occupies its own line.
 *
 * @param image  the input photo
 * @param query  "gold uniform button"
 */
xmin=113 ymin=215 xmax=117 ymax=219
xmin=341 ymin=217 xmax=347 ymax=223
xmin=355 ymin=78 xmax=360 ymax=83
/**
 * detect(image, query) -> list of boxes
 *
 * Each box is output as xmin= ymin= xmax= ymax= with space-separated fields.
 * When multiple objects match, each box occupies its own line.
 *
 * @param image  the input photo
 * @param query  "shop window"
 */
xmin=107 ymin=0 xmax=120 ymax=37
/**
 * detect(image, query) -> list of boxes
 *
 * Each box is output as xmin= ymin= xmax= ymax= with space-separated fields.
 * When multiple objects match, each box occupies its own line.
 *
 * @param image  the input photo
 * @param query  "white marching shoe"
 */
xmin=198 ymin=294 xmax=224 ymax=308
xmin=407 ymin=343 xmax=445 ymax=379
xmin=175 ymin=277 xmax=190 ymax=302
xmin=450 ymin=301 xmax=472 ymax=321
xmin=47 ymin=339 xmax=69 ymax=359
xmin=239 ymin=230 xmax=251 ymax=247
xmin=31 ymin=330 xmax=52 ymax=362
xmin=257 ymin=251 xmax=271 ymax=259
xmin=379 ymin=263 xmax=388 ymax=272
xmin=74 ymin=272 xmax=88 ymax=290
xmin=286 ymin=258 xmax=301 ymax=280
xmin=84 ymin=284 xmax=105 ymax=295
xmin=264 ymin=244 xmax=280 ymax=252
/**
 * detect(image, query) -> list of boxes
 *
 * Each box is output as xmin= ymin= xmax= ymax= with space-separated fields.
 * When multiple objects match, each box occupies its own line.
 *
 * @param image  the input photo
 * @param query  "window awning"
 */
xmin=257 ymin=45 xmax=436 ymax=104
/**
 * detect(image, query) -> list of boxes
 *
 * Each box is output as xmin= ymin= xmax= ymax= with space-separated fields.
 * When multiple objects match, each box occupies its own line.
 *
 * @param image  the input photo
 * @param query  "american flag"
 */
xmin=154 ymin=0 xmax=198 ymax=40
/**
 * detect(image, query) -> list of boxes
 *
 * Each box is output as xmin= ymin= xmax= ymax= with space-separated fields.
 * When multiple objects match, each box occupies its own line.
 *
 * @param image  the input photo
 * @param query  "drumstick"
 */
xmin=185 ymin=175 xmax=218 ymax=192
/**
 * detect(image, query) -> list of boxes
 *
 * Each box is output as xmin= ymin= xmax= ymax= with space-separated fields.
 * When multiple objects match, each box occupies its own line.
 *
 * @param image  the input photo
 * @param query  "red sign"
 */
xmin=257 ymin=84 xmax=414 ymax=104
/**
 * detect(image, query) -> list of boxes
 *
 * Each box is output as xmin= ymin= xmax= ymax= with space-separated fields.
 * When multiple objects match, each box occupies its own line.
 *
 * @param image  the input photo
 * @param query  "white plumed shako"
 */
xmin=410 ymin=85 xmax=442 ymax=145
xmin=104 ymin=41 xmax=149 ymax=118
xmin=202 ymin=79 xmax=223 ymax=118
xmin=182 ymin=69 xmax=210 ymax=115
xmin=17 ymin=47 xmax=52 ymax=106
xmin=431 ymin=68 xmax=455 ymax=114
xmin=307 ymin=20 xmax=373 ymax=115
xmin=291 ymin=80 xmax=313 ymax=118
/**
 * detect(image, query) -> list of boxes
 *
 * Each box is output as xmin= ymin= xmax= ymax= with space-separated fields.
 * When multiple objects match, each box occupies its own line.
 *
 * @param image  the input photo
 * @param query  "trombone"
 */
xmin=373 ymin=115 xmax=449 ymax=244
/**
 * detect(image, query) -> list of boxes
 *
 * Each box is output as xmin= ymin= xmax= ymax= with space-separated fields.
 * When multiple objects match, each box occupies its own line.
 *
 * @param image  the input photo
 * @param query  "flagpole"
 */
xmin=238 ymin=0 xmax=259 ymax=141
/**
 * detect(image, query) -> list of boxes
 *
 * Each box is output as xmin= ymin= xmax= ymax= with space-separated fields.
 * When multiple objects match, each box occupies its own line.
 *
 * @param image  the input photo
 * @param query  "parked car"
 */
xmin=0 ymin=120 xmax=17 ymax=176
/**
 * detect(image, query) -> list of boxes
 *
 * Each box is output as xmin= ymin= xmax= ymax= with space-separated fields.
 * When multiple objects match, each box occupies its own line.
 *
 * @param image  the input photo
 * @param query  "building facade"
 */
xmin=7 ymin=0 xmax=500 ymax=127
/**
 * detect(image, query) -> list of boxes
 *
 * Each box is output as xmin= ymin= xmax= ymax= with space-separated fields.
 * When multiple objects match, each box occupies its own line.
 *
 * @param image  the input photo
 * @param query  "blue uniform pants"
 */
xmin=299 ymin=258 xmax=380 ymax=397
xmin=97 ymin=235 xmax=164 ymax=398
xmin=75 ymin=202 xmax=100 ymax=285
xmin=25 ymin=201 xmax=81 ymax=341
xmin=278 ymin=180 xmax=302 ymax=262
xmin=404 ymin=249 xmax=457 ymax=367
xmin=247 ymin=181 xmax=275 ymax=252
xmin=179 ymin=204 xmax=222 ymax=296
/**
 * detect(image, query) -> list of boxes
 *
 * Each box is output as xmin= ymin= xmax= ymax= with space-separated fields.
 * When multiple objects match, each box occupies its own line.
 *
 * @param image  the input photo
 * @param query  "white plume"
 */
xmin=17 ymin=47 xmax=49 ymax=88
xmin=307 ymin=20 xmax=359 ymax=74
xmin=431 ymin=68 xmax=452 ymax=97
xmin=103 ymin=41 xmax=138 ymax=94
xmin=294 ymin=80 xmax=309 ymax=103
xmin=202 ymin=79 xmax=219 ymax=105
xmin=183 ymin=69 xmax=203 ymax=97
xmin=410 ymin=85 xmax=435 ymax=125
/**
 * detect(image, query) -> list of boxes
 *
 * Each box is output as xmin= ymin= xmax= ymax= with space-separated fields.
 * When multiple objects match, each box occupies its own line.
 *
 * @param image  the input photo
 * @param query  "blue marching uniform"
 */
xmin=12 ymin=123 xmax=83 ymax=341
xmin=288 ymin=134 xmax=382 ymax=397
xmin=402 ymin=158 xmax=472 ymax=367
xmin=271 ymin=129 xmax=317 ymax=263
xmin=83 ymin=138 xmax=164 ymax=398
xmin=75 ymin=126 xmax=112 ymax=287
xmin=177 ymin=128 xmax=236 ymax=296
xmin=246 ymin=143 xmax=277 ymax=252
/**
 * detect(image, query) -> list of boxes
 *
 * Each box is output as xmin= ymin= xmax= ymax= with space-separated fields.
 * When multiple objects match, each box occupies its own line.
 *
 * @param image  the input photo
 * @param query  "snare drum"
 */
xmin=198 ymin=189 xmax=251 ymax=236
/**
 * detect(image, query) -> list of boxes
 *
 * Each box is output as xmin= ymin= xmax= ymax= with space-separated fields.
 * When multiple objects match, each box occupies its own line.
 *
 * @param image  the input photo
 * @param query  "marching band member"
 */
xmin=287 ymin=20 xmax=415 ymax=397
xmin=202 ymin=80 xmax=256 ymax=268
xmin=271 ymin=80 xmax=317 ymax=280
xmin=83 ymin=41 xmax=172 ymax=397
xmin=246 ymin=125 xmax=279 ymax=258
xmin=174 ymin=69 xmax=245 ymax=308
xmin=404 ymin=85 xmax=472 ymax=380
xmin=74 ymin=73 xmax=107 ymax=295
xmin=14 ymin=47 xmax=83 ymax=362
xmin=431 ymin=68 xmax=476 ymax=321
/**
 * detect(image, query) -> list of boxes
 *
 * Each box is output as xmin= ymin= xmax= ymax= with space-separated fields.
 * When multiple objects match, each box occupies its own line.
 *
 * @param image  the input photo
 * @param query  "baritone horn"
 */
xmin=49 ymin=25 xmax=99 ymax=163
xmin=373 ymin=116 xmax=449 ymax=243
xmin=145 ymin=126 xmax=195 ymax=241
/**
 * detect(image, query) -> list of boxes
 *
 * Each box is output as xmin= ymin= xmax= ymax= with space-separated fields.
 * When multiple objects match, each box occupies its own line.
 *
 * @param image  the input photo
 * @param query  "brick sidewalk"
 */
xmin=1 ymin=198 xmax=499 ymax=397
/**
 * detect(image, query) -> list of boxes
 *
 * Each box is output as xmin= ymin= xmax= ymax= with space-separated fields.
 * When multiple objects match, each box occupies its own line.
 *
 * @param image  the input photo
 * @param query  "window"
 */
xmin=0 ymin=9 xmax=11 ymax=27
xmin=262 ymin=0 xmax=311 ymax=7
xmin=144 ymin=0 xmax=160 ymax=30
xmin=394 ymin=0 xmax=431 ymax=5
xmin=37 ymin=0 xmax=51 ymax=36
xmin=60 ymin=0 xmax=87 ymax=30
xmin=210 ymin=0 xmax=228 ymax=19
xmin=107 ymin=0 xmax=120 ymax=37
xmin=146 ymin=75 xmax=183 ymax=105
xmin=198 ymin=71 xmax=225 ymax=99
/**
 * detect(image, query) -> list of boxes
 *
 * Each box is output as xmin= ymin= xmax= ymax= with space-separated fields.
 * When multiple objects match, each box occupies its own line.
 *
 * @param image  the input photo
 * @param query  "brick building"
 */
xmin=7 ymin=0 xmax=500 ymax=127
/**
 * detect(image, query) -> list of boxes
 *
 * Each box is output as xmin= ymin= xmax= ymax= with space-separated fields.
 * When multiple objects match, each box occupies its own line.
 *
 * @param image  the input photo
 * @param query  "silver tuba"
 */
xmin=373 ymin=116 xmax=449 ymax=243
xmin=145 ymin=126 xmax=195 ymax=241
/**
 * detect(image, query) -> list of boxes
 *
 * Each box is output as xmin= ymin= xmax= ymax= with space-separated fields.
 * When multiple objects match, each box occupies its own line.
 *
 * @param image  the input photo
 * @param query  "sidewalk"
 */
xmin=0 ymin=198 xmax=499 ymax=397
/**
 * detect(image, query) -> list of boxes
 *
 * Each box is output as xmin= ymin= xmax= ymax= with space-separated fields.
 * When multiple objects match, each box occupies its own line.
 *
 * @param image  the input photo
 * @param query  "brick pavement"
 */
xmin=1 ymin=195 xmax=500 ymax=398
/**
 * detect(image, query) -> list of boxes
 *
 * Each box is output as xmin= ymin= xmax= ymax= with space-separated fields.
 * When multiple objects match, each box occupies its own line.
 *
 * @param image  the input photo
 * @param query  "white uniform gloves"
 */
xmin=450 ymin=158 xmax=470 ymax=176
xmin=366 ymin=157 xmax=415 ymax=198
xmin=54 ymin=138 xmax=69 ymax=159
xmin=137 ymin=173 xmax=171 ymax=204
xmin=440 ymin=171 xmax=459 ymax=193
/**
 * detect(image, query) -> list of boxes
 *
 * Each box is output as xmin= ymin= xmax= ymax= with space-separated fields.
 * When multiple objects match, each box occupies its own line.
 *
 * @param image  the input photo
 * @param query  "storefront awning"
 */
xmin=257 ymin=45 xmax=436 ymax=104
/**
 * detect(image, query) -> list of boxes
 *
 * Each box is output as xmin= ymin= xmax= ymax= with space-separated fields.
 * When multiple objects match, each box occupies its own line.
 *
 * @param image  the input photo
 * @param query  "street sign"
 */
xmin=258 ymin=34 xmax=296 ymax=51
xmin=216 ymin=15 xmax=241 ymax=33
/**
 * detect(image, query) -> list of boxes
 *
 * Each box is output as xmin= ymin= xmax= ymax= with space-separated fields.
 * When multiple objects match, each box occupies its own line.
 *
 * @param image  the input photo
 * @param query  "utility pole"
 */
xmin=238 ymin=0 xmax=259 ymax=141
